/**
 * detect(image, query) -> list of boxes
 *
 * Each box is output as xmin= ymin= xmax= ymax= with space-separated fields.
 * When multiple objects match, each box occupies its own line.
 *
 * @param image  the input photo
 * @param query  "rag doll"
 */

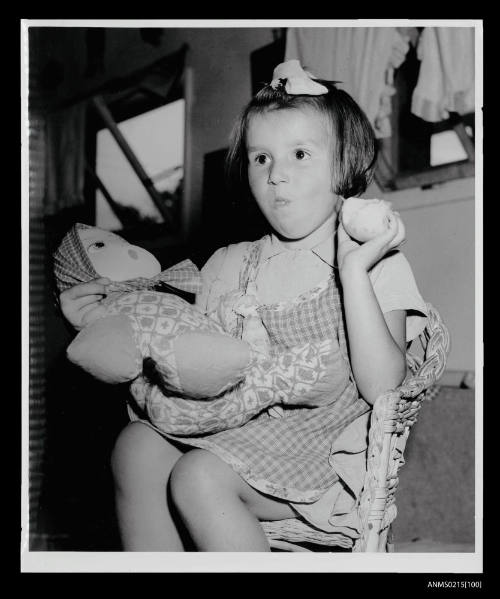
xmin=54 ymin=224 xmax=344 ymax=436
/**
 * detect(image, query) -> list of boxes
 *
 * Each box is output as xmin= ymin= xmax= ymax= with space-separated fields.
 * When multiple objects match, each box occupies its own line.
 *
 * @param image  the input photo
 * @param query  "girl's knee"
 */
xmin=170 ymin=449 xmax=232 ymax=507
xmin=111 ymin=422 xmax=181 ymax=491
xmin=111 ymin=422 xmax=153 ymax=474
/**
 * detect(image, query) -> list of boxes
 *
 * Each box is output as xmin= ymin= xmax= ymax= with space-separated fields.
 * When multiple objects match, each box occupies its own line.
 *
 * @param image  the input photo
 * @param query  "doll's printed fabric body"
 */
xmin=114 ymin=289 xmax=350 ymax=435
xmin=66 ymin=281 xmax=348 ymax=413
xmin=130 ymin=337 xmax=342 ymax=436
xmin=103 ymin=289 xmax=250 ymax=396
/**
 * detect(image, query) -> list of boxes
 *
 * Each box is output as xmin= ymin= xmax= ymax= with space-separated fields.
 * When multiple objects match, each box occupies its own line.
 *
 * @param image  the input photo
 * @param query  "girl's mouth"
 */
xmin=274 ymin=196 xmax=291 ymax=207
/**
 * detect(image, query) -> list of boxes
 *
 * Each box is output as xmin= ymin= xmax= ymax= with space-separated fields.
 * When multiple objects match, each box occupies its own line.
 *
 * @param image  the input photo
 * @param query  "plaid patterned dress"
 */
xmin=160 ymin=238 xmax=371 ymax=504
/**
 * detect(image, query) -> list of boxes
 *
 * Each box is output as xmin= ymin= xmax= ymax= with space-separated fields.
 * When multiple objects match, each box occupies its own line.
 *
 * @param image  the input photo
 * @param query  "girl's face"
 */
xmin=246 ymin=107 xmax=339 ymax=242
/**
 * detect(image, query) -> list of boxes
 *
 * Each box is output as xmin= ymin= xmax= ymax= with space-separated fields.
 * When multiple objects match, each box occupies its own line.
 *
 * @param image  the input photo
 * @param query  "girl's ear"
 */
xmin=332 ymin=194 xmax=343 ymax=212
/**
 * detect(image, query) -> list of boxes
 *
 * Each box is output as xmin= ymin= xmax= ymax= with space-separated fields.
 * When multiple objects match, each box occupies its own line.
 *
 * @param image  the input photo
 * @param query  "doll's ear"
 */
xmin=67 ymin=315 xmax=142 ymax=384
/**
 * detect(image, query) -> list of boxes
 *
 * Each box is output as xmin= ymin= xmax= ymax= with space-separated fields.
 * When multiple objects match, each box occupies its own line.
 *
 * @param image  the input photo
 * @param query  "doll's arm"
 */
xmin=67 ymin=314 xmax=142 ymax=384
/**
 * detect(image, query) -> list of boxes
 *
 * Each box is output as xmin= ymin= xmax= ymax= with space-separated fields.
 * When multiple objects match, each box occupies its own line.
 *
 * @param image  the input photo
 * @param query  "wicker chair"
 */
xmin=261 ymin=303 xmax=450 ymax=552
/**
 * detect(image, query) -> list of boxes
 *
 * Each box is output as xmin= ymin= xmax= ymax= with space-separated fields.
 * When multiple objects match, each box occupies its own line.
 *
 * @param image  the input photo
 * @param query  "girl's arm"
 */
xmin=59 ymin=278 xmax=110 ymax=330
xmin=338 ymin=214 xmax=407 ymax=405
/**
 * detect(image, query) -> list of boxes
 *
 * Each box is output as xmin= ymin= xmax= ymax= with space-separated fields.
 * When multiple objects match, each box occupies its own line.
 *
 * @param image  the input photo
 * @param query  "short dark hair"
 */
xmin=225 ymin=80 xmax=377 ymax=200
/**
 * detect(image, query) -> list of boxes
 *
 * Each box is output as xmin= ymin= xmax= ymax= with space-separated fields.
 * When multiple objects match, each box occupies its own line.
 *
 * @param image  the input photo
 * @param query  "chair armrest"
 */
xmin=354 ymin=303 xmax=451 ymax=551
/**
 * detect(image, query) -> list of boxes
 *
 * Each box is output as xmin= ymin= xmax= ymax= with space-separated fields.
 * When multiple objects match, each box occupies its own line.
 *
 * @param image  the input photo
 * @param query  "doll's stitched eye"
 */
xmin=87 ymin=241 xmax=106 ymax=253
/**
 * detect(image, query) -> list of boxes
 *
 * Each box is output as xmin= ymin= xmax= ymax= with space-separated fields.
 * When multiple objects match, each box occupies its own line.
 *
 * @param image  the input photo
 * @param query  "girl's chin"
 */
xmin=272 ymin=221 xmax=335 ymax=243
xmin=269 ymin=211 xmax=338 ymax=241
xmin=272 ymin=225 xmax=307 ymax=240
xmin=273 ymin=227 xmax=318 ymax=243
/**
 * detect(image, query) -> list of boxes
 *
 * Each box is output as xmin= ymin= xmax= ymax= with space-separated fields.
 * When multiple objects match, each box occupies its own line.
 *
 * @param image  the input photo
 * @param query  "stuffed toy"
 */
xmin=53 ymin=224 xmax=346 ymax=436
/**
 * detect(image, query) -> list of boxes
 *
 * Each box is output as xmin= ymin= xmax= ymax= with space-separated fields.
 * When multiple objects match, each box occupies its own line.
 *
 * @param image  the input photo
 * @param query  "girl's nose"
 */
xmin=268 ymin=161 xmax=289 ymax=185
xmin=128 ymin=249 xmax=139 ymax=260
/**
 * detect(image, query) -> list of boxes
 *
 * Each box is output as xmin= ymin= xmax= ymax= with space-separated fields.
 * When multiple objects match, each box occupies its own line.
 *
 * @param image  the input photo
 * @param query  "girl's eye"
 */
xmin=254 ymin=154 xmax=269 ymax=166
xmin=87 ymin=241 xmax=106 ymax=253
xmin=295 ymin=149 xmax=310 ymax=160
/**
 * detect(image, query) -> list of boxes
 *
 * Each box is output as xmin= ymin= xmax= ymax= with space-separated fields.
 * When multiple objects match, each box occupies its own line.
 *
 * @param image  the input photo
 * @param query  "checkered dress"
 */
xmin=165 ymin=238 xmax=371 ymax=503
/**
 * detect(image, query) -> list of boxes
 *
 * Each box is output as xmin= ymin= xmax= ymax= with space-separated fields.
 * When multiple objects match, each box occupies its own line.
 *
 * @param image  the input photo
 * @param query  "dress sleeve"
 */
xmin=195 ymin=242 xmax=252 ymax=317
xmin=195 ymin=246 xmax=229 ymax=315
xmin=369 ymin=250 xmax=428 ymax=342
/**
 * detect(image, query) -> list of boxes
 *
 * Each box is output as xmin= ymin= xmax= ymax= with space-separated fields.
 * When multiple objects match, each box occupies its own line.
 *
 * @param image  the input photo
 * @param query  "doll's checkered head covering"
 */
xmin=53 ymin=223 xmax=100 ymax=293
xmin=53 ymin=223 xmax=203 ymax=298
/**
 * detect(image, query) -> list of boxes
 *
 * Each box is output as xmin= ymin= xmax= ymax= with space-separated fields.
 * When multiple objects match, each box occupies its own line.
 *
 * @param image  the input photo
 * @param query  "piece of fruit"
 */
xmin=341 ymin=197 xmax=405 ymax=244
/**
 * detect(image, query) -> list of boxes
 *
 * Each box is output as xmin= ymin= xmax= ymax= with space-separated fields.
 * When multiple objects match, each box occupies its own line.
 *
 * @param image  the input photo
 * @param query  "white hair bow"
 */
xmin=270 ymin=59 xmax=328 ymax=95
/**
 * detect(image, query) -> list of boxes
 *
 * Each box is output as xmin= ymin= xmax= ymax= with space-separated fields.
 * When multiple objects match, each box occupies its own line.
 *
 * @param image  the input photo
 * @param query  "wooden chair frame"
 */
xmin=261 ymin=303 xmax=450 ymax=552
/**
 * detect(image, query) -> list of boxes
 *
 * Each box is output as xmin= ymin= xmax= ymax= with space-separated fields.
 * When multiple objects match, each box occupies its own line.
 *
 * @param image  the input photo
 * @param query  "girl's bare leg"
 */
xmin=110 ymin=421 xmax=187 ymax=551
xmin=170 ymin=449 xmax=296 ymax=551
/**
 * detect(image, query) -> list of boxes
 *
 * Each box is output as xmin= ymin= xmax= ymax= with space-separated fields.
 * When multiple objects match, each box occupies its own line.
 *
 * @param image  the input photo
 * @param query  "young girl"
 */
xmin=59 ymin=60 xmax=428 ymax=551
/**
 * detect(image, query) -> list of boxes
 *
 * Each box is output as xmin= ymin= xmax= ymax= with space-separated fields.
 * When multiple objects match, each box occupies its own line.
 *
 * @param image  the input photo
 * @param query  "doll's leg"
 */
xmin=110 ymin=421 xmax=188 ymax=551
xmin=170 ymin=449 xmax=296 ymax=551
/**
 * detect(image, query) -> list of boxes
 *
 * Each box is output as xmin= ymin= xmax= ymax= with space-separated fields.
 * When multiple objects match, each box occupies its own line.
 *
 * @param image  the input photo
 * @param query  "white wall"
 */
xmin=367 ymin=177 xmax=476 ymax=373
xmin=164 ymin=28 xmax=275 ymax=233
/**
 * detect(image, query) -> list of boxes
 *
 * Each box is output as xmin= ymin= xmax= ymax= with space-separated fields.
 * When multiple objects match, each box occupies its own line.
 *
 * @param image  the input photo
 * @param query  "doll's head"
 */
xmin=226 ymin=59 xmax=377 ymax=202
xmin=53 ymin=223 xmax=161 ymax=293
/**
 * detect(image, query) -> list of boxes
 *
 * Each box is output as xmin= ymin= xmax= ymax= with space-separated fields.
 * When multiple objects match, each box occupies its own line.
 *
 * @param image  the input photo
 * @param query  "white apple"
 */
xmin=341 ymin=197 xmax=405 ymax=245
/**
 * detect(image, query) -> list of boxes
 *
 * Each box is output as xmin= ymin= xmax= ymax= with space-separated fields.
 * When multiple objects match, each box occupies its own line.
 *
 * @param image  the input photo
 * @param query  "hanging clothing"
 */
xmin=411 ymin=27 xmax=475 ymax=122
xmin=285 ymin=27 xmax=410 ymax=138
xmin=44 ymin=102 xmax=87 ymax=215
